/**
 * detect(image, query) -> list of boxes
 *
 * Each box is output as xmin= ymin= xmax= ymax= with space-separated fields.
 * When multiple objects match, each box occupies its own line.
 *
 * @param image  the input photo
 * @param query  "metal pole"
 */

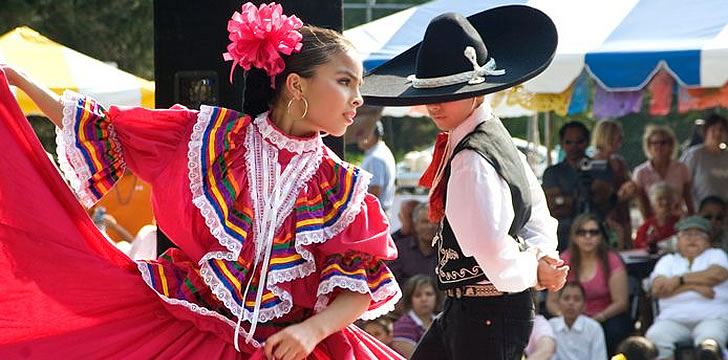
xmin=544 ymin=112 xmax=552 ymax=166
xmin=366 ymin=0 xmax=376 ymax=22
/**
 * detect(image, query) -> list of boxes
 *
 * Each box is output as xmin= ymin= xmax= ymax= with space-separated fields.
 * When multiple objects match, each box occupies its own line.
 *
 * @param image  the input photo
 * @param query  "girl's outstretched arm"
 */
xmin=2 ymin=64 xmax=63 ymax=127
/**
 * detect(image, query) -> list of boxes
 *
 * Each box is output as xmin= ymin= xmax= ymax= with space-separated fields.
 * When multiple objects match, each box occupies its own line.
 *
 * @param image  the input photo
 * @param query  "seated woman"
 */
xmin=547 ymin=213 xmax=631 ymax=355
xmin=633 ymin=182 xmax=680 ymax=252
xmin=645 ymin=216 xmax=728 ymax=360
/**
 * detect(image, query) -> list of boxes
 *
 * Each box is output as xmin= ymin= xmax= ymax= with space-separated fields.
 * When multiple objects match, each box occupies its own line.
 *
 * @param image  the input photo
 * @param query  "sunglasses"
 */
xmin=564 ymin=139 xmax=586 ymax=146
xmin=703 ymin=214 xmax=725 ymax=221
xmin=576 ymin=229 xmax=601 ymax=237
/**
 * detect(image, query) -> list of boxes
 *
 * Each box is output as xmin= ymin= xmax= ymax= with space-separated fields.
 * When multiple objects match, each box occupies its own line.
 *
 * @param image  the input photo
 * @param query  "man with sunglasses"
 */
xmin=543 ymin=122 xmax=597 ymax=250
xmin=699 ymin=196 xmax=728 ymax=253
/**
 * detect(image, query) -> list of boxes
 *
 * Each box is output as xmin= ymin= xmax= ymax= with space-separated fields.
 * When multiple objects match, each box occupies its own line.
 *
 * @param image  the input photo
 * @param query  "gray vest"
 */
xmin=434 ymin=117 xmax=533 ymax=289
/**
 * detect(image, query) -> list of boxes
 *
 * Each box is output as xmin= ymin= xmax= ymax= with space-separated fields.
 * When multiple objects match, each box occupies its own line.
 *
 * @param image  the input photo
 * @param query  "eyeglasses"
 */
xmin=564 ymin=139 xmax=586 ymax=146
xmin=703 ymin=214 xmax=725 ymax=221
xmin=648 ymin=139 xmax=671 ymax=146
xmin=575 ymin=229 xmax=601 ymax=237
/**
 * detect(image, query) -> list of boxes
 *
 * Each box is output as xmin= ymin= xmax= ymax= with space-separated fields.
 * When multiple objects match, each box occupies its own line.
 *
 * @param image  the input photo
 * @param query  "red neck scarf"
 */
xmin=419 ymin=132 xmax=450 ymax=222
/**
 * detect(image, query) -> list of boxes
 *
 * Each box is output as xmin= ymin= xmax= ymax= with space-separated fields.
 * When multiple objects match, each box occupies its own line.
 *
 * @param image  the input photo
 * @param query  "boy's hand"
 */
xmin=537 ymin=255 xmax=568 ymax=292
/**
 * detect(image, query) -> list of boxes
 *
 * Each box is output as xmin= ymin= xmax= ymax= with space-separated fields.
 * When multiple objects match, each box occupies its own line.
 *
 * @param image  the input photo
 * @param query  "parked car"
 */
xmin=395 ymin=137 xmax=556 ymax=194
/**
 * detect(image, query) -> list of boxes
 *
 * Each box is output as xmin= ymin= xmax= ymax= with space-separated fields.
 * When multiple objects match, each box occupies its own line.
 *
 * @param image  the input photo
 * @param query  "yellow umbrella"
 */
xmin=0 ymin=26 xmax=154 ymax=115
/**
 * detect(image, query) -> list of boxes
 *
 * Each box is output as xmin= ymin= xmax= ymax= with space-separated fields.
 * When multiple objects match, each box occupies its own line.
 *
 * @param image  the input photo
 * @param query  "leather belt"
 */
xmin=445 ymin=284 xmax=504 ymax=298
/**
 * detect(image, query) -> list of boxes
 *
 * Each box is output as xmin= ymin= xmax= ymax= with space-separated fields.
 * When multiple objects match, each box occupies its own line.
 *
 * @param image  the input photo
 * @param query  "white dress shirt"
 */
xmin=549 ymin=315 xmax=607 ymax=360
xmin=443 ymin=104 xmax=559 ymax=292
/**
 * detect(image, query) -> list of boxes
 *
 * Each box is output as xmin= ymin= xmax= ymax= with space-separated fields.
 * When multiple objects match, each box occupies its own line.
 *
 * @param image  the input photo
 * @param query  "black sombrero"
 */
xmin=361 ymin=5 xmax=557 ymax=106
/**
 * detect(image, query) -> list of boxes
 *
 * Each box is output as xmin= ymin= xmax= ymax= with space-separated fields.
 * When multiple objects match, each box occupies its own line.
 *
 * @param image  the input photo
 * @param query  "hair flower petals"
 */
xmin=223 ymin=2 xmax=303 ymax=85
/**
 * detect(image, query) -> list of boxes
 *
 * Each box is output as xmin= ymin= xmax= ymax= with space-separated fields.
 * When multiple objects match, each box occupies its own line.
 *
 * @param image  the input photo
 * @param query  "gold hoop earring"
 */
xmin=286 ymin=96 xmax=309 ymax=119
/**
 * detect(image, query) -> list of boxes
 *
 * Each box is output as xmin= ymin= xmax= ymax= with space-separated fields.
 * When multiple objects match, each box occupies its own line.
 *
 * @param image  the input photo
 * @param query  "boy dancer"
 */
xmin=362 ymin=5 xmax=568 ymax=359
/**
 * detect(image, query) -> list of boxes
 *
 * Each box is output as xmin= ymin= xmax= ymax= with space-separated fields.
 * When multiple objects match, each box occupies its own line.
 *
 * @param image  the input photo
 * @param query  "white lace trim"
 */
xmin=136 ymin=262 xmax=262 ymax=348
xmin=189 ymin=106 xmax=243 ymax=261
xmin=315 ymin=275 xmax=402 ymax=321
xmin=55 ymin=90 xmax=126 ymax=208
xmin=188 ymin=106 xmax=325 ymax=325
xmin=296 ymin=169 xmax=372 ymax=246
xmin=406 ymin=47 xmax=506 ymax=88
xmin=198 ymin=261 xmax=294 ymax=324
xmin=255 ymin=112 xmax=322 ymax=154
xmin=187 ymin=106 xmax=392 ymax=328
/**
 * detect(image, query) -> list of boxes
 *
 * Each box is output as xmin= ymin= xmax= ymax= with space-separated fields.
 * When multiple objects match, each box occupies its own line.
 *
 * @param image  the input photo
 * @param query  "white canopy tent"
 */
xmin=344 ymin=0 xmax=728 ymax=94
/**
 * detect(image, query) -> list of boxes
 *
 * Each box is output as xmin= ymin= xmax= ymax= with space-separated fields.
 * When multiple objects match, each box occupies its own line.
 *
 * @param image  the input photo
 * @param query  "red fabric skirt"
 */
xmin=0 ymin=72 xmax=402 ymax=360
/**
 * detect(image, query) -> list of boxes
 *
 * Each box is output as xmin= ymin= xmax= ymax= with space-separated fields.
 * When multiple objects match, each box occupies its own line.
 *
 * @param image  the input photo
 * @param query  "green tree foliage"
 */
xmin=0 ymin=0 xmax=154 ymax=79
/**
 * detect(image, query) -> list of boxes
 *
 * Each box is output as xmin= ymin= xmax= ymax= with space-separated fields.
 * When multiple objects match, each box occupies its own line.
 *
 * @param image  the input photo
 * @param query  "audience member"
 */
xmin=360 ymin=317 xmax=394 ymax=348
xmin=542 ymin=121 xmax=592 ymax=250
xmin=614 ymin=336 xmax=658 ymax=360
xmin=91 ymin=206 xmax=134 ymax=244
xmin=699 ymin=196 xmax=728 ymax=253
xmin=524 ymin=292 xmax=556 ymax=360
xmin=127 ymin=223 xmax=158 ymax=260
xmin=546 ymin=213 xmax=630 ymax=354
xmin=591 ymin=119 xmax=637 ymax=249
xmin=392 ymin=199 xmax=421 ymax=243
xmin=681 ymin=118 xmax=705 ymax=153
xmin=391 ymin=275 xmax=441 ymax=359
xmin=645 ymin=216 xmax=728 ymax=359
xmin=633 ymin=124 xmax=694 ymax=218
xmin=549 ymin=282 xmax=608 ymax=360
xmin=358 ymin=120 xmax=396 ymax=213
xmin=680 ymin=113 xmax=728 ymax=209
xmin=387 ymin=202 xmax=438 ymax=284
xmin=633 ymin=182 xmax=679 ymax=251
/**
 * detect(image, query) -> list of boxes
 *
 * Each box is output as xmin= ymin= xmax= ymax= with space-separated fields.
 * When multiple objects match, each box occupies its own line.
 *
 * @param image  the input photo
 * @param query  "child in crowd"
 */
xmin=549 ymin=282 xmax=608 ymax=360
xmin=392 ymin=275 xmax=441 ymax=359
xmin=634 ymin=181 xmax=679 ymax=252
xmin=360 ymin=317 xmax=394 ymax=348
xmin=613 ymin=336 xmax=658 ymax=360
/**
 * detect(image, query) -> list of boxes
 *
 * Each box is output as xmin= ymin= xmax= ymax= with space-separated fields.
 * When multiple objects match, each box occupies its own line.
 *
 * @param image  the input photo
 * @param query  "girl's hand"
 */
xmin=264 ymin=322 xmax=324 ymax=360
xmin=0 ymin=64 xmax=26 ymax=87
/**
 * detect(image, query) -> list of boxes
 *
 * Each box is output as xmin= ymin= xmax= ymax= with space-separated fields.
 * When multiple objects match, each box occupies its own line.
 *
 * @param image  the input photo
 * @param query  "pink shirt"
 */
xmin=561 ymin=250 xmax=625 ymax=317
xmin=632 ymin=159 xmax=690 ymax=199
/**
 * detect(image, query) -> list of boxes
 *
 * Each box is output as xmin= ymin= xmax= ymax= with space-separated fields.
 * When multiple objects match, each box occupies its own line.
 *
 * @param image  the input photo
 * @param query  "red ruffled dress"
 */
xmin=0 ymin=72 xmax=402 ymax=359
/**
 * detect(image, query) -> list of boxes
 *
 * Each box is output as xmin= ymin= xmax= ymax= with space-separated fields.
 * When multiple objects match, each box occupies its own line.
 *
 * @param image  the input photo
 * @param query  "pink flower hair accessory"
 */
xmin=223 ymin=2 xmax=304 ymax=87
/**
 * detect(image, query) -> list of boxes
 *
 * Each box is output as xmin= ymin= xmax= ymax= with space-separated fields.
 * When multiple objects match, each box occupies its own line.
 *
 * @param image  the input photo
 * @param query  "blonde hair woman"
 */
xmin=591 ymin=120 xmax=636 ymax=249
xmin=633 ymin=124 xmax=694 ymax=218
